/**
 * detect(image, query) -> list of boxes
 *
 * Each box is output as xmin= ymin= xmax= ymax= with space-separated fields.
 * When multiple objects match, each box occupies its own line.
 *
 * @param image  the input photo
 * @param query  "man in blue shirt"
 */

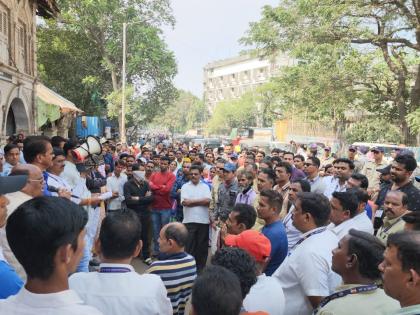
xmin=0 ymin=176 xmax=27 ymax=299
xmin=257 ymin=189 xmax=288 ymax=276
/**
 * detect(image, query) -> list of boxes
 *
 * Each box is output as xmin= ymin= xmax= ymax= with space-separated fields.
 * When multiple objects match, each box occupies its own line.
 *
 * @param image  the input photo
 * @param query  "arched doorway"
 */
xmin=5 ymin=98 xmax=29 ymax=136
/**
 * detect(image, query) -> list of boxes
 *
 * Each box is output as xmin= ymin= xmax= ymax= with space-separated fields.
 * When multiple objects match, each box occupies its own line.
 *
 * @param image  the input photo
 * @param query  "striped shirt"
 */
xmin=147 ymin=252 xmax=197 ymax=315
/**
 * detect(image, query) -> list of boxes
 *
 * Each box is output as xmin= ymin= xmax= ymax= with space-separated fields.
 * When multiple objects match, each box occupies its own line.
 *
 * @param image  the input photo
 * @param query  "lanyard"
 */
xmin=99 ymin=266 xmax=132 ymax=273
xmin=379 ymin=217 xmax=403 ymax=236
xmin=289 ymin=227 xmax=326 ymax=255
xmin=313 ymin=284 xmax=378 ymax=314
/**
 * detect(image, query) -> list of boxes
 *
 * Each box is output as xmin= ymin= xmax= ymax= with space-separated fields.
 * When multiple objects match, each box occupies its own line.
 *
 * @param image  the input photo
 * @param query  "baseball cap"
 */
xmin=377 ymin=164 xmax=391 ymax=175
xmin=359 ymin=146 xmax=369 ymax=154
xmin=348 ymin=145 xmax=357 ymax=151
xmin=230 ymin=153 xmax=238 ymax=160
xmin=0 ymin=175 xmax=27 ymax=194
xmin=398 ymin=149 xmax=415 ymax=157
xmin=309 ymin=143 xmax=318 ymax=150
xmin=324 ymin=146 xmax=331 ymax=151
xmin=223 ymin=162 xmax=237 ymax=173
xmin=370 ymin=146 xmax=384 ymax=153
xmin=137 ymin=157 xmax=147 ymax=164
xmin=224 ymin=230 xmax=271 ymax=263
xmin=415 ymin=176 xmax=420 ymax=183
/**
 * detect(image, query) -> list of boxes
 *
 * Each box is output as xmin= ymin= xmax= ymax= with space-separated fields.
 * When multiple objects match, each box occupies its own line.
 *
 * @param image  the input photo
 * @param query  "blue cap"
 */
xmin=398 ymin=149 xmax=415 ymax=157
xmin=230 ymin=153 xmax=238 ymax=159
xmin=415 ymin=176 xmax=420 ymax=183
xmin=223 ymin=162 xmax=237 ymax=173
xmin=370 ymin=146 xmax=384 ymax=153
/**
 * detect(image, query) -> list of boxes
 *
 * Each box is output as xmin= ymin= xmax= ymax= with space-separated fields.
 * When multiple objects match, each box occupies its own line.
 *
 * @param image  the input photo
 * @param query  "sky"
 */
xmin=162 ymin=0 xmax=279 ymax=98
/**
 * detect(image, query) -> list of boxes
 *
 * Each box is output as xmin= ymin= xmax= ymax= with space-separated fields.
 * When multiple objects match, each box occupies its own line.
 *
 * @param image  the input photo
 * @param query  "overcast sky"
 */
xmin=162 ymin=0 xmax=279 ymax=98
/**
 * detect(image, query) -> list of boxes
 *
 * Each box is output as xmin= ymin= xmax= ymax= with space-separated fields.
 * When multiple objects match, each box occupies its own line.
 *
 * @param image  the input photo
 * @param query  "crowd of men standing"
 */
xmin=0 ymin=133 xmax=420 ymax=315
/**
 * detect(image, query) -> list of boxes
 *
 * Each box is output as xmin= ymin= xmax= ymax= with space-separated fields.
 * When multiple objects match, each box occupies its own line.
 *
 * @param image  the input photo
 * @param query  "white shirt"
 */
xmin=61 ymin=161 xmax=81 ymax=190
xmin=0 ymin=191 xmax=32 ymax=280
xmin=47 ymin=172 xmax=72 ymax=193
xmin=243 ymin=274 xmax=285 ymax=315
xmin=106 ymin=173 xmax=127 ymax=210
xmin=0 ymin=287 xmax=103 ymax=315
xmin=69 ymin=263 xmax=172 ymax=315
xmin=181 ymin=181 xmax=211 ymax=224
xmin=273 ymin=228 xmax=341 ymax=315
xmin=328 ymin=213 xmax=374 ymax=240
xmin=46 ymin=172 xmax=80 ymax=204
xmin=1 ymin=161 xmax=15 ymax=176
xmin=323 ymin=176 xmax=347 ymax=200
xmin=351 ymin=212 xmax=374 ymax=234
xmin=282 ymin=205 xmax=302 ymax=254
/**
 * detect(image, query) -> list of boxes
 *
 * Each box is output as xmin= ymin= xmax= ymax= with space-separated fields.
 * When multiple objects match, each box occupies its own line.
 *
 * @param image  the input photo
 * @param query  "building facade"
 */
xmin=203 ymin=54 xmax=295 ymax=113
xmin=0 ymin=0 xmax=61 ymax=139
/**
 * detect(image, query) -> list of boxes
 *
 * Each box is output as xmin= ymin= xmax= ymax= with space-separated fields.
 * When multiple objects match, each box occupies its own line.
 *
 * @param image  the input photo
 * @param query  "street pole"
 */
xmin=121 ymin=22 xmax=127 ymax=144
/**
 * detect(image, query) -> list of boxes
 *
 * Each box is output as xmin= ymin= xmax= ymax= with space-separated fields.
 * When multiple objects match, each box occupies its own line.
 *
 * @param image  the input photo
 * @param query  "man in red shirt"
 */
xmin=149 ymin=156 xmax=176 ymax=256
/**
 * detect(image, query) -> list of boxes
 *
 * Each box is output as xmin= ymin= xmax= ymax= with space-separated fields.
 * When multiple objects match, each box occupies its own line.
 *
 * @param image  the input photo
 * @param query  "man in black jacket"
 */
xmin=124 ymin=164 xmax=154 ymax=264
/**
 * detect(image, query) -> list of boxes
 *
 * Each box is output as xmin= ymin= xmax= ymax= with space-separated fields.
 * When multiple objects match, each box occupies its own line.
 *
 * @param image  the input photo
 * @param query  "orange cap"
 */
xmin=225 ymin=230 xmax=271 ymax=262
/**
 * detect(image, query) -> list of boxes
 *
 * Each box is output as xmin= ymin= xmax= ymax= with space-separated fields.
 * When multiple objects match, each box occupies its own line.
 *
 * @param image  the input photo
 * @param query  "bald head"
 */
xmin=9 ymin=164 xmax=43 ymax=197
xmin=162 ymin=222 xmax=188 ymax=248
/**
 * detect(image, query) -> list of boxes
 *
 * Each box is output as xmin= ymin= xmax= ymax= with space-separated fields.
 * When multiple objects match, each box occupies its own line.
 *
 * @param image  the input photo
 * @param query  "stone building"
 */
xmin=0 ymin=0 xmax=81 ymax=139
xmin=203 ymin=54 xmax=295 ymax=113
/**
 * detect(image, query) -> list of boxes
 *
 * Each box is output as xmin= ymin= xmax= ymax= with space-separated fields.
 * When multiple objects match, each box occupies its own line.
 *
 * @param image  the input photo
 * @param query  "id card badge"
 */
xmin=375 ymin=209 xmax=384 ymax=218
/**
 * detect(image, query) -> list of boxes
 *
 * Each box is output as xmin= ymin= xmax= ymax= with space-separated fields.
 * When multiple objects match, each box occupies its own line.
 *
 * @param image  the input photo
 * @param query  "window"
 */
xmin=16 ymin=21 xmax=29 ymax=74
xmin=0 ymin=6 xmax=8 ymax=65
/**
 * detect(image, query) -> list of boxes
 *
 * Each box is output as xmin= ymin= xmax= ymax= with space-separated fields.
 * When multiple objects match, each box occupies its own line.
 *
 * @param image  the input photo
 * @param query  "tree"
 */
xmin=38 ymin=21 xmax=109 ymax=115
xmin=242 ymin=1 xmax=420 ymax=144
xmin=38 ymin=0 xmax=177 ymax=128
xmin=151 ymin=90 xmax=207 ymax=133
xmin=345 ymin=118 xmax=402 ymax=144
xmin=206 ymin=92 xmax=259 ymax=134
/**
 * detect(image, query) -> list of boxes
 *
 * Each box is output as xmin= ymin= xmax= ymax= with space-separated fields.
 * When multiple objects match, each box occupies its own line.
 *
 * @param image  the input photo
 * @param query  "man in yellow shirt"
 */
xmin=361 ymin=147 xmax=388 ymax=194
xmin=377 ymin=191 xmax=409 ymax=245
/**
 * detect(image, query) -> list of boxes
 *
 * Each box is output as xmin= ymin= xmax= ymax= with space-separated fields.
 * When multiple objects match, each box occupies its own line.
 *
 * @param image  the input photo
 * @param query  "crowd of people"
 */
xmin=0 ymin=133 xmax=420 ymax=315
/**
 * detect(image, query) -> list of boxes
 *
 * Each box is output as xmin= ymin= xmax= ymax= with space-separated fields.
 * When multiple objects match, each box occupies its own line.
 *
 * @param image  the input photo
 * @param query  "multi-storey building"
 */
xmin=0 ymin=0 xmax=81 ymax=139
xmin=203 ymin=53 xmax=295 ymax=113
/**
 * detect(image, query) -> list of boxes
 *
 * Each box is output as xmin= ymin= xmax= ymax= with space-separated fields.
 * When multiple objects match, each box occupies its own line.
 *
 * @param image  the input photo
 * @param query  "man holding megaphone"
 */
xmin=72 ymin=136 xmax=103 ymax=162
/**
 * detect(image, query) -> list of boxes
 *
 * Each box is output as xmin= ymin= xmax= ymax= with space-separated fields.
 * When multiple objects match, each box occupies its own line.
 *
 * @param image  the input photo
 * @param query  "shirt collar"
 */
xmin=99 ymin=263 xmax=135 ymax=272
xmin=0 ymin=246 xmax=5 ymax=261
xmin=332 ymin=218 xmax=354 ymax=234
xmin=281 ymin=182 xmax=291 ymax=191
xmin=301 ymin=226 xmax=326 ymax=238
xmin=16 ymin=287 xmax=84 ymax=308
xmin=383 ymin=212 xmax=407 ymax=226
xmin=396 ymin=305 xmax=420 ymax=314
xmin=307 ymin=175 xmax=320 ymax=183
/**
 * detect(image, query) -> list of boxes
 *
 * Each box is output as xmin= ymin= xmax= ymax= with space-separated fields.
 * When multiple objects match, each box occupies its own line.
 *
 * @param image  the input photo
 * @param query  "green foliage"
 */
xmin=345 ymin=119 xmax=402 ymax=144
xmin=207 ymin=92 xmax=259 ymax=134
xmin=242 ymin=0 xmax=420 ymax=144
xmin=37 ymin=21 xmax=108 ymax=115
xmin=152 ymin=90 xmax=206 ymax=133
xmin=38 ymin=0 xmax=177 ymax=125
xmin=407 ymin=108 xmax=420 ymax=135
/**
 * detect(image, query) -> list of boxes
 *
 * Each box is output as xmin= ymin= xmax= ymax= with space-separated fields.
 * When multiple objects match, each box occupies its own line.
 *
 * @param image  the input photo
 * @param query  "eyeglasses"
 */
xmin=29 ymin=177 xmax=44 ymax=183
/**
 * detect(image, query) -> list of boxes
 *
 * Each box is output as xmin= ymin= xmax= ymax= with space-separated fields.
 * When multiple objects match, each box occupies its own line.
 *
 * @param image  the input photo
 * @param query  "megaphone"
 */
xmin=72 ymin=136 xmax=102 ymax=161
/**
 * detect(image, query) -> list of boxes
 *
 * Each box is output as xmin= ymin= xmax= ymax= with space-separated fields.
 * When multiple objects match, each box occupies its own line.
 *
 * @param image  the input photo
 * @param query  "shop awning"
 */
xmin=35 ymin=83 xmax=83 ymax=127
